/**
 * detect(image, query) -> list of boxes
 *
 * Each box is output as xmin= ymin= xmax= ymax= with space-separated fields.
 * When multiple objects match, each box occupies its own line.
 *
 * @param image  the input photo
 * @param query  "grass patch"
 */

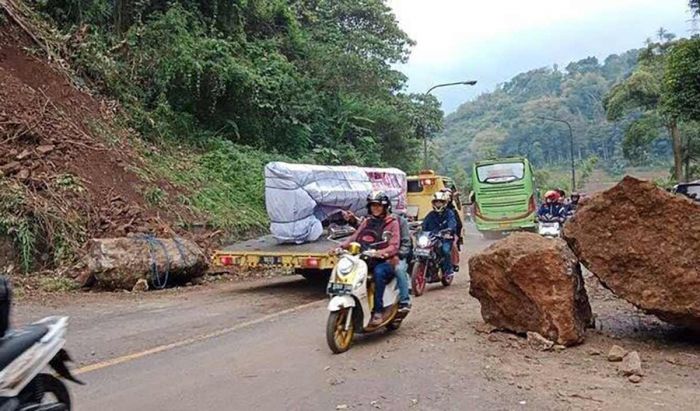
xmin=38 ymin=276 xmax=78 ymax=293
xmin=0 ymin=178 xmax=86 ymax=272
xmin=144 ymin=186 xmax=167 ymax=207
xmin=143 ymin=138 xmax=285 ymax=237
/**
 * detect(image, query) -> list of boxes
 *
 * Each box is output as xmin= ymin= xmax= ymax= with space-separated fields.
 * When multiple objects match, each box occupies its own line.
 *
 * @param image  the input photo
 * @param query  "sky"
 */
xmin=387 ymin=0 xmax=695 ymax=113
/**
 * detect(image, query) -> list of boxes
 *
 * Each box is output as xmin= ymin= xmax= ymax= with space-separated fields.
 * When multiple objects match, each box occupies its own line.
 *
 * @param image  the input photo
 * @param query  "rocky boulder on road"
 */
xmin=563 ymin=176 xmax=700 ymax=330
xmin=468 ymin=233 xmax=593 ymax=346
xmin=86 ymin=237 xmax=207 ymax=290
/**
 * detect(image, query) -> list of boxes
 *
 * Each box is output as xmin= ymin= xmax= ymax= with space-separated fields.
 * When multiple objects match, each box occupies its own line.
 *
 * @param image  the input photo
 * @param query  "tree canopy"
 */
xmin=39 ymin=0 xmax=439 ymax=172
xmin=437 ymin=49 xmax=643 ymax=179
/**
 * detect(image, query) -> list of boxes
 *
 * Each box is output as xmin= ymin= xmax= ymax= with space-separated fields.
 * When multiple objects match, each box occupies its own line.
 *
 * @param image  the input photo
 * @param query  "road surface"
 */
xmin=16 ymin=224 xmax=700 ymax=410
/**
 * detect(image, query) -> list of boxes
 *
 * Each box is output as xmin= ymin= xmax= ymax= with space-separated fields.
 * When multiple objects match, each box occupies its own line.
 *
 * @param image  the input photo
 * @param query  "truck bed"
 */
xmin=221 ymin=235 xmax=338 ymax=254
xmin=213 ymin=233 xmax=342 ymax=270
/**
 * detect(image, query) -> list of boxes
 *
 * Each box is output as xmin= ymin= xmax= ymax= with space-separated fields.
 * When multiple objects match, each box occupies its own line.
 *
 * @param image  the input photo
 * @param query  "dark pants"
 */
xmin=373 ymin=262 xmax=394 ymax=312
xmin=440 ymin=240 xmax=453 ymax=276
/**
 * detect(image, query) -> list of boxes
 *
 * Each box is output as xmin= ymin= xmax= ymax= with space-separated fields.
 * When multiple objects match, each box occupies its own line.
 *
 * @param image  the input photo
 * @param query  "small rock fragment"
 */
xmin=0 ymin=161 xmax=21 ymax=174
xmin=16 ymin=149 xmax=32 ymax=160
xmin=336 ymin=405 xmax=348 ymax=410
xmin=608 ymin=345 xmax=627 ymax=362
xmin=36 ymin=144 xmax=55 ymax=155
xmin=628 ymin=374 xmax=642 ymax=384
xmin=474 ymin=322 xmax=497 ymax=334
xmin=619 ymin=351 xmax=643 ymax=376
xmin=131 ymin=278 xmax=149 ymax=292
xmin=16 ymin=168 xmax=30 ymax=180
xmin=587 ymin=348 xmax=602 ymax=356
xmin=527 ymin=331 xmax=554 ymax=351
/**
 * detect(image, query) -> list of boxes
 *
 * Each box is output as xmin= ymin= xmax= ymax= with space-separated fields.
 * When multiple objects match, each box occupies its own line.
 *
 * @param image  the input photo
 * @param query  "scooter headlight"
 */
xmin=337 ymin=257 xmax=355 ymax=276
xmin=417 ymin=235 xmax=430 ymax=248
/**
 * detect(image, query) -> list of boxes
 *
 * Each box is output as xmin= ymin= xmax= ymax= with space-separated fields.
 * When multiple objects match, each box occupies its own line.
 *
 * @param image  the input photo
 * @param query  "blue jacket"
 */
xmin=422 ymin=208 xmax=458 ymax=235
xmin=537 ymin=203 xmax=564 ymax=219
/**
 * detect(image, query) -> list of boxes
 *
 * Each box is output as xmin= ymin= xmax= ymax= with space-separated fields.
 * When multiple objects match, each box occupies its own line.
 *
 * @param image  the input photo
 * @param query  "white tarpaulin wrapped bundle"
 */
xmin=265 ymin=162 xmax=407 ymax=243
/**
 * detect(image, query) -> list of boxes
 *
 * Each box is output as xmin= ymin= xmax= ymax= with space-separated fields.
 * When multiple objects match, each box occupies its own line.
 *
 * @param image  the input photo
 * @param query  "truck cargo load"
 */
xmin=265 ymin=162 xmax=406 ymax=244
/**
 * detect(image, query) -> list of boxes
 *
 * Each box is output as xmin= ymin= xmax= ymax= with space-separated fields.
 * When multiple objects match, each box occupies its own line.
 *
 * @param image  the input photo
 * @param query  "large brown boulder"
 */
xmin=86 ymin=237 xmax=207 ymax=290
xmin=469 ymin=232 xmax=593 ymax=346
xmin=563 ymin=176 xmax=700 ymax=330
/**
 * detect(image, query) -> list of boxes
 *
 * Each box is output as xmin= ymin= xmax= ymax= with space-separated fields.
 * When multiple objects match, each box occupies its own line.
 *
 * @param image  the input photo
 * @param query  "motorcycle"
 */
xmin=537 ymin=214 xmax=563 ymax=238
xmin=0 ymin=278 xmax=82 ymax=411
xmin=411 ymin=229 xmax=454 ymax=297
xmin=326 ymin=242 xmax=407 ymax=354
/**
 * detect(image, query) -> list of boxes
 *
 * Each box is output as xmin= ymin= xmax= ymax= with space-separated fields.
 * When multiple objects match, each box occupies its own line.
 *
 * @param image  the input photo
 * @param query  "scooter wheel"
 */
xmin=19 ymin=374 xmax=71 ymax=410
xmin=326 ymin=309 xmax=354 ymax=354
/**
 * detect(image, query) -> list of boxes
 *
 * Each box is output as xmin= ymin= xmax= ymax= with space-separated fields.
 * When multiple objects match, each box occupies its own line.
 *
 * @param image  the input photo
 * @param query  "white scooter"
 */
xmin=0 ymin=279 xmax=82 ymax=411
xmin=326 ymin=241 xmax=407 ymax=354
xmin=537 ymin=214 xmax=563 ymax=238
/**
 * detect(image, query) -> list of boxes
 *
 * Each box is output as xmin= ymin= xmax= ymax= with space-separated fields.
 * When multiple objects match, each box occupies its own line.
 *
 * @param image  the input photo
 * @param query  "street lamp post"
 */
xmin=422 ymin=80 xmax=478 ymax=168
xmin=538 ymin=116 xmax=576 ymax=191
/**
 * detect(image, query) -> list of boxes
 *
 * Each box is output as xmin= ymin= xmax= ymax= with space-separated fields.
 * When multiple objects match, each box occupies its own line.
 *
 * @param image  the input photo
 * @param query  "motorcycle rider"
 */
xmin=341 ymin=204 xmax=412 ymax=313
xmin=339 ymin=192 xmax=401 ymax=326
xmin=569 ymin=192 xmax=581 ymax=209
xmin=395 ymin=210 xmax=413 ymax=313
xmin=439 ymin=188 xmax=462 ymax=272
xmin=537 ymin=190 xmax=564 ymax=221
xmin=563 ymin=192 xmax=581 ymax=218
xmin=421 ymin=192 xmax=458 ymax=280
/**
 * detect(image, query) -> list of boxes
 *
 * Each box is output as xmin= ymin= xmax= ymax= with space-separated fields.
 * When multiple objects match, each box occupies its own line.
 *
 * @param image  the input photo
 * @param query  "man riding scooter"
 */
xmin=338 ymin=192 xmax=401 ymax=326
xmin=421 ymin=192 xmax=458 ymax=281
xmin=538 ymin=190 xmax=565 ymax=221
xmin=340 ymin=204 xmax=412 ymax=314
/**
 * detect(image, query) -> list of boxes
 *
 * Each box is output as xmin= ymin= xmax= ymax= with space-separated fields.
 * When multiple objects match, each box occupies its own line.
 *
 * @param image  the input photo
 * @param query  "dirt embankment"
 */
xmin=0 ymin=10 xmax=204 ymax=276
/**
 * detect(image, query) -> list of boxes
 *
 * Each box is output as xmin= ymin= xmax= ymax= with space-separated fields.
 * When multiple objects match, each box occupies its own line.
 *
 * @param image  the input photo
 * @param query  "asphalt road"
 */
xmin=16 ymin=224 xmax=700 ymax=410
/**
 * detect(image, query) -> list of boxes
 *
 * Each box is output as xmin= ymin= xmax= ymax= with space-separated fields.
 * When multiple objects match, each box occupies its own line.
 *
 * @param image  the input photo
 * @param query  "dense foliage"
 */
xmin=38 ymin=0 xmax=440 ymax=172
xmin=439 ymin=29 xmax=700 ymax=186
xmin=605 ymin=32 xmax=700 ymax=182
xmin=437 ymin=49 xmax=645 ymax=186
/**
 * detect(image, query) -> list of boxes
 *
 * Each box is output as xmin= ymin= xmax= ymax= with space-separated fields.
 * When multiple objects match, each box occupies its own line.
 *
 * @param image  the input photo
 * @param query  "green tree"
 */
xmin=664 ymin=38 xmax=700 ymax=122
xmin=41 ymin=0 xmax=430 ymax=169
xmin=604 ymin=33 xmax=684 ymax=181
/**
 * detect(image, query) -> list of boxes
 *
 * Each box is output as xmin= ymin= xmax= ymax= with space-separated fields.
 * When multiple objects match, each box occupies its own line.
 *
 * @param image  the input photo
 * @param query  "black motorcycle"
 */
xmin=411 ymin=229 xmax=454 ymax=296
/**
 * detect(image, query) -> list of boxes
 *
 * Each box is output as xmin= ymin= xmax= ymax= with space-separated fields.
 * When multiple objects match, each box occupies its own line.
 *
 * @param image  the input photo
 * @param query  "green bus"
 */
xmin=470 ymin=157 xmax=537 ymax=233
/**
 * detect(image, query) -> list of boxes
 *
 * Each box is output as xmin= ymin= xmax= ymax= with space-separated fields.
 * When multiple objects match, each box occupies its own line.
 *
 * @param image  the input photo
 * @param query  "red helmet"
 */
xmin=544 ymin=190 xmax=560 ymax=202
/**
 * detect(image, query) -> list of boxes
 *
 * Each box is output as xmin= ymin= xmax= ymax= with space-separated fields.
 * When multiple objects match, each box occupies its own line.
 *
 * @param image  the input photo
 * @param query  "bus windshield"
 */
xmin=476 ymin=162 xmax=525 ymax=184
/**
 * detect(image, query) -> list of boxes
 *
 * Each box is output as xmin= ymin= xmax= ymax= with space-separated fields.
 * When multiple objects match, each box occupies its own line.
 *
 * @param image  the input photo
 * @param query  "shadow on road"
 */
xmin=230 ymin=277 xmax=327 ymax=299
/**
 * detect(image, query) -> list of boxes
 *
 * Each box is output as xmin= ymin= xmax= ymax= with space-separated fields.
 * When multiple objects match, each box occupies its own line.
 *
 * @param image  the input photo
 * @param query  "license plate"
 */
xmin=327 ymin=283 xmax=352 ymax=295
xmin=414 ymin=249 xmax=431 ymax=257
xmin=499 ymin=222 xmax=510 ymax=228
xmin=259 ymin=256 xmax=282 ymax=266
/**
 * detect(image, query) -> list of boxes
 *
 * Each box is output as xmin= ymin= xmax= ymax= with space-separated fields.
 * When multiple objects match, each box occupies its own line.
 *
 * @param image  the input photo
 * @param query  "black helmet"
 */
xmin=366 ymin=191 xmax=391 ymax=216
xmin=367 ymin=191 xmax=390 ymax=207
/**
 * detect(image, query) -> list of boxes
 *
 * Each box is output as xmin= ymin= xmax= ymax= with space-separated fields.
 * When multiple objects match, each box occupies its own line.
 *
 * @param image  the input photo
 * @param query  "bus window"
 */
xmin=476 ymin=162 xmax=525 ymax=184
xmin=407 ymin=180 xmax=423 ymax=193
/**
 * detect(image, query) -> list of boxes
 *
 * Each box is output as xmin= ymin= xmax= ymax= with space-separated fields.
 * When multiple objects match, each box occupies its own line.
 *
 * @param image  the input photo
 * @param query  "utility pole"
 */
xmin=422 ymin=81 xmax=478 ymax=168
xmin=538 ymin=116 xmax=576 ymax=191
